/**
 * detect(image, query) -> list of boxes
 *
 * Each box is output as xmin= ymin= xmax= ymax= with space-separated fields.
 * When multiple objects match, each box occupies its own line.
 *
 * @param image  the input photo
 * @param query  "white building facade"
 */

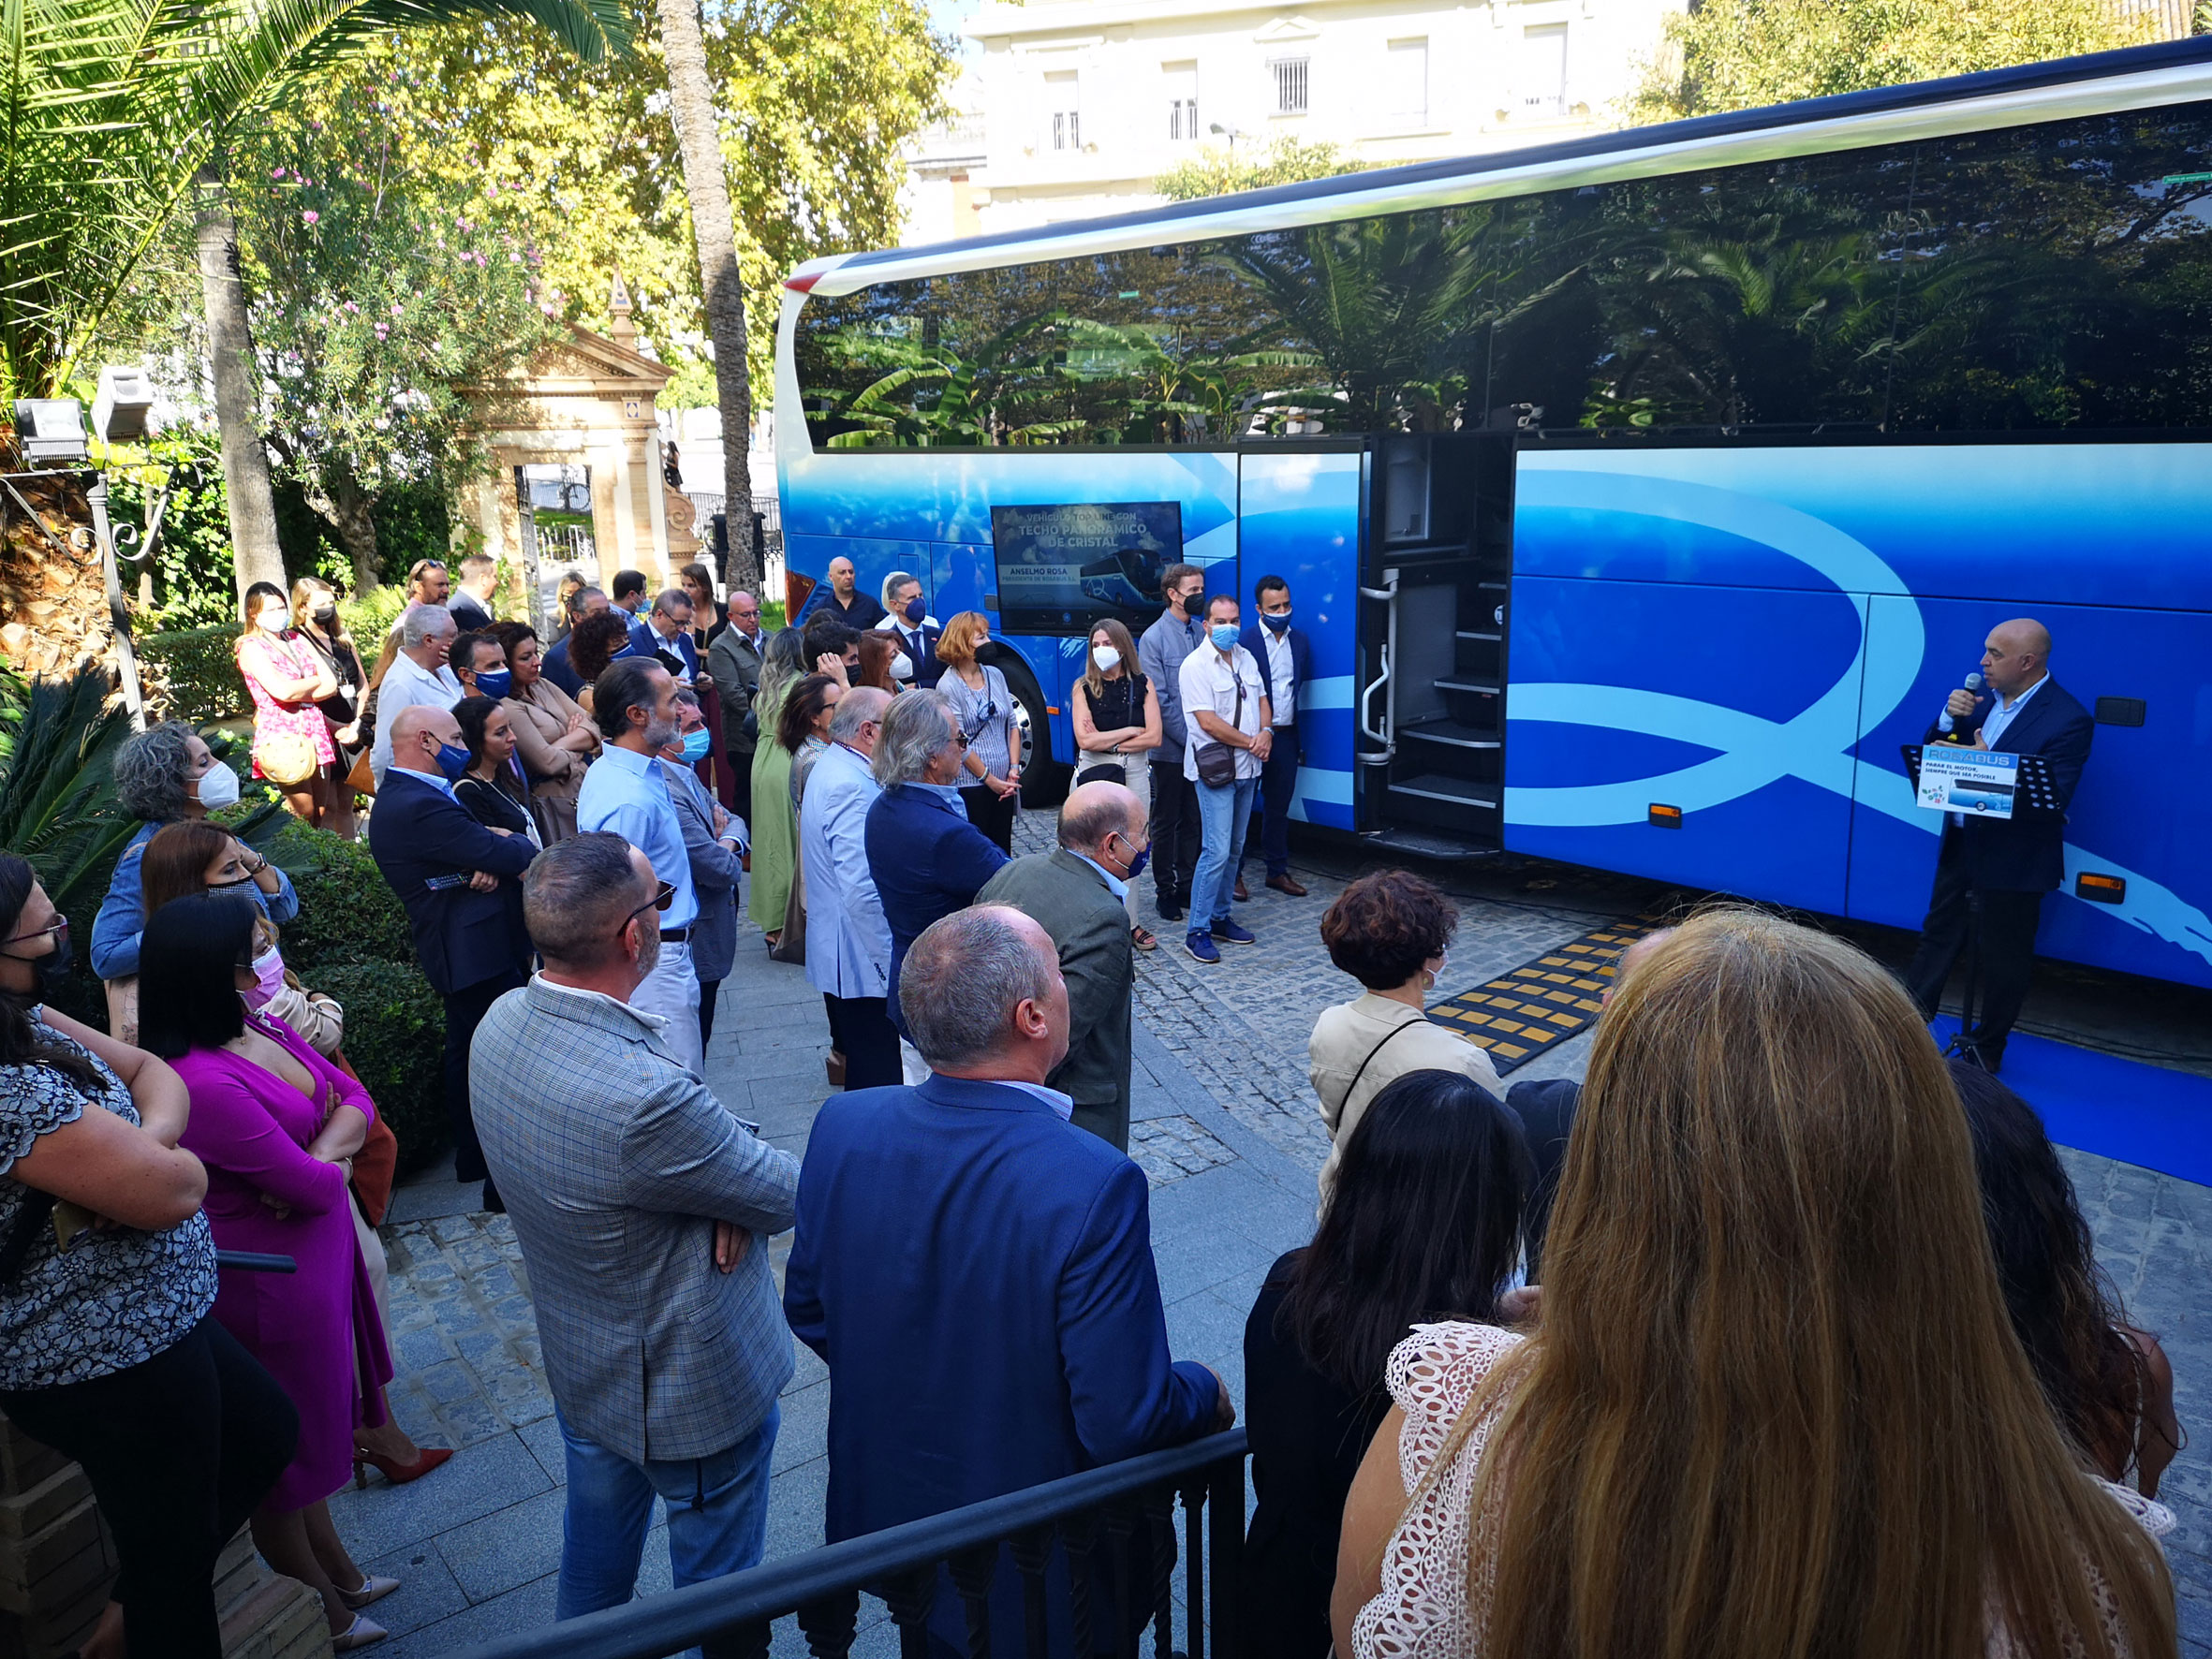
xmin=899 ymin=0 xmax=1685 ymax=243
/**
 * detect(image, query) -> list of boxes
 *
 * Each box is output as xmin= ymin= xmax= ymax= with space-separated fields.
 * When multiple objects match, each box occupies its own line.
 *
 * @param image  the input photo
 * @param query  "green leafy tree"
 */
xmin=1155 ymin=137 xmax=1364 ymax=202
xmin=229 ymin=111 xmax=558 ymax=587
xmin=1634 ymin=0 xmax=2163 ymax=121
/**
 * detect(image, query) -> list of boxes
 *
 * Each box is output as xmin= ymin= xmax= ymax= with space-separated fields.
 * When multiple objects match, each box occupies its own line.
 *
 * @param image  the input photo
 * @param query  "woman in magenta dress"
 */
xmin=139 ymin=893 xmax=398 ymax=1652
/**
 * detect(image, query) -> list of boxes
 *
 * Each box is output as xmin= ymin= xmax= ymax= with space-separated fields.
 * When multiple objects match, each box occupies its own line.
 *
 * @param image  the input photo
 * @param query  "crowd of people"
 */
xmin=0 ymin=555 xmax=2188 ymax=1659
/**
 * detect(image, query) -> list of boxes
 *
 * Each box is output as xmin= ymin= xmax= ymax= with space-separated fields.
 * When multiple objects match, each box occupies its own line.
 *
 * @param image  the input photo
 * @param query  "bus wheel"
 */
xmin=1002 ymin=662 xmax=1069 ymax=811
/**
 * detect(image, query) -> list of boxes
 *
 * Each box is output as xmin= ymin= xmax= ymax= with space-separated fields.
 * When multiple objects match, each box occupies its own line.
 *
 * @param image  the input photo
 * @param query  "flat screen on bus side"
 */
xmin=990 ymin=502 xmax=1184 ymax=635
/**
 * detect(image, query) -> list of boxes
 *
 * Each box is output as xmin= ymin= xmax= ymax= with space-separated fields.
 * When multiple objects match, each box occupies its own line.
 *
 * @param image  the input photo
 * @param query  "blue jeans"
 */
xmin=556 ymin=1402 xmax=779 ymax=1629
xmin=1190 ymin=775 xmax=1258 ymax=929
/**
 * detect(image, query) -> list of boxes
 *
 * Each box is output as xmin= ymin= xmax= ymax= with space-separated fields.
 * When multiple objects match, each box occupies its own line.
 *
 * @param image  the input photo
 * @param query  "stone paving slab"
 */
xmin=332 ymin=811 xmax=2211 ymax=1657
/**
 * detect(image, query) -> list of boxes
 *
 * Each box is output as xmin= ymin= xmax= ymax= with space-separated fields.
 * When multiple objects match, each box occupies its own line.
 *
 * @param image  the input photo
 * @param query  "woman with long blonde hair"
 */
xmin=1333 ymin=908 xmax=2176 ymax=1659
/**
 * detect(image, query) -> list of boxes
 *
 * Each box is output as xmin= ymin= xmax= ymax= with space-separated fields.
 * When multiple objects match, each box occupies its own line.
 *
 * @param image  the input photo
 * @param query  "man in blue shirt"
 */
xmin=542 ymin=586 xmax=610 ymax=699
xmin=578 ymin=657 xmax=705 ymax=1076
xmin=627 ymin=588 xmax=701 ymax=683
xmin=1137 ymin=563 xmax=1208 ymax=921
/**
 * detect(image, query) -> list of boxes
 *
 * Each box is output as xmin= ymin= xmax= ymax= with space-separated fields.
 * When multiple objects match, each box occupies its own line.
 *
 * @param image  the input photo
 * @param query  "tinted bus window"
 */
xmin=794 ymin=103 xmax=2212 ymax=448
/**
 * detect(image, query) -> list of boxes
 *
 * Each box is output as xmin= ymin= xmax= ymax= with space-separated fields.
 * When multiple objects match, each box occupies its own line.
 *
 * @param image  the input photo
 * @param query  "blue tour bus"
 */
xmin=774 ymin=36 xmax=2212 ymax=993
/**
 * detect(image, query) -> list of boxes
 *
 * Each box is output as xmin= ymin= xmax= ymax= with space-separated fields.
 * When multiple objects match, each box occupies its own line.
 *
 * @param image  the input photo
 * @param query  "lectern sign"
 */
xmin=1915 ymin=749 xmax=2018 ymax=819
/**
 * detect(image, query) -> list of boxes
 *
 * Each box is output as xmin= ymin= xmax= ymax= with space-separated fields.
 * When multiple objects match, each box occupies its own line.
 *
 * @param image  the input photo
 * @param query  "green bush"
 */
xmin=140 ymin=626 xmax=247 ymax=724
xmin=309 ymin=957 xmax=448 ymax=1175
xmin=339 ymin=586 xmax=406 ymax=649
xmin=260 ymin=817 xmax=416 ymax=971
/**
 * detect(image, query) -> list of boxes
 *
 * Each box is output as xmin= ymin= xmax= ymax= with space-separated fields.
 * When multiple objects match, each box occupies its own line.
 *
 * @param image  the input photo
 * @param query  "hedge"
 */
xmin=310 ymin=957 xmax=448 ymax=1176
xmin=140 ymin=625 xmax=247 ymax=724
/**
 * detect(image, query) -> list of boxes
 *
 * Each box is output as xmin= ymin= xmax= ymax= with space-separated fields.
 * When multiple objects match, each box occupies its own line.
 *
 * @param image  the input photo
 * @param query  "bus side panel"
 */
xmin=1237 ymin=450 xmax=1362 ymax=830
xmin=1501 ymin=574 xmax=1861 ymax=915
xmin=1849 ymin=595 xmax=2212 ymax=991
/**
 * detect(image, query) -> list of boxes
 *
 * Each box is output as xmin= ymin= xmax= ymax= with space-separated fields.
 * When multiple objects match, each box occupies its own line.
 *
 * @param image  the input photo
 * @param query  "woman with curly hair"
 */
xmin=568 ymin=609 xmax=639 ymax=719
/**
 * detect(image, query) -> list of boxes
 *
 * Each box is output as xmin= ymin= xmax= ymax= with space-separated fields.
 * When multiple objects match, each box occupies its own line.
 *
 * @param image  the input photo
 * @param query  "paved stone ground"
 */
xmin=329 ymin=811 xmax=2212 ymax=1656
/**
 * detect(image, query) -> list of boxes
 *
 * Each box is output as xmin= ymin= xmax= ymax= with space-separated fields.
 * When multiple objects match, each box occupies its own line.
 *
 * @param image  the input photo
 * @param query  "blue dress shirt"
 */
xmin=627 ymin=615 xmax=700 ymax=682
xmin=577 ymin=743 xmax=700 ymax=929
xmin=91 ymin=819 xmax=300 ymax=979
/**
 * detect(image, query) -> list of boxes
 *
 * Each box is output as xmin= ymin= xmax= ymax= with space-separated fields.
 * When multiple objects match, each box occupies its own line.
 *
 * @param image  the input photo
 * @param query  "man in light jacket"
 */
xmin=473 ymin=834 xmax=800 ymax=1639
xmin=800 ymin=686 xmax=897 ymax=1088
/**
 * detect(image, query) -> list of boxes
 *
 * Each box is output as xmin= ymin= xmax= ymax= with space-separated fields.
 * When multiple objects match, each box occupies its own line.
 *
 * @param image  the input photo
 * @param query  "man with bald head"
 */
xmin=367 ymin=703 xmax=538 ymax=1210
xmin=801 ymin=554 xmax=886 ymax=631
xmin=976 ymin=780 xmax=1150 ymax=1149
xmin=1906 ymin=616 xmax=2093 ymax=1072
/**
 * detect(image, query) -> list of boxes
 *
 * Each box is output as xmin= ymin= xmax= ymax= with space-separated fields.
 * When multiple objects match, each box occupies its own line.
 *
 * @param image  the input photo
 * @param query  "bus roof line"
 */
xmin=789 ymin=34 xmax=2212 ymax=299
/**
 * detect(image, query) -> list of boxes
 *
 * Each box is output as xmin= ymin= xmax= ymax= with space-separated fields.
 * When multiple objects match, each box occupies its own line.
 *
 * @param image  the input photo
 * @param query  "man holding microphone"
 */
xmin=1904 ymin=618 xmax=2093 ymax=1073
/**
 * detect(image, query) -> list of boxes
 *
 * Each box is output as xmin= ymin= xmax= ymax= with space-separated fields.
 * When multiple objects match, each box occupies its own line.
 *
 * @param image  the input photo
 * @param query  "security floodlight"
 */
xmin=13 ymin=397 xmax=88 ymax=464
xmin=92 ymin=366 xmax=155 ymax=443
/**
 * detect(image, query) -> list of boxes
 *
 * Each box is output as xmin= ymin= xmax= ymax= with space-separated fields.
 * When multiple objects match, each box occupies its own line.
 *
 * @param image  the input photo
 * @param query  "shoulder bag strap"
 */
xmin=1338 ymin=1014 xmax=1423 ymax=1112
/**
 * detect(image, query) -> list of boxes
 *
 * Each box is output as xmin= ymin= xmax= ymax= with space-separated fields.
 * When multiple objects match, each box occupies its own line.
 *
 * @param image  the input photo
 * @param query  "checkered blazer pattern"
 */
xmin=471 ymin=976 xmax=801 ymax=1462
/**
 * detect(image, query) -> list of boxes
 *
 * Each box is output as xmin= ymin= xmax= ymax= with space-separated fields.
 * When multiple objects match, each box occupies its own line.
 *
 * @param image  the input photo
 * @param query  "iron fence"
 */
xmin=439 ymin=1429 xmax=1248 ymax=1659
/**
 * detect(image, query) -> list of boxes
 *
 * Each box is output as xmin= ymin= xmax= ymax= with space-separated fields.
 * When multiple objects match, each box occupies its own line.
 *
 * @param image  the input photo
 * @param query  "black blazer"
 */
xmin=880 ymin=617 xmax=945 ymax=689
xmin=366 ymin=770 xmax=537 ymax=995
xmin=1920 ymin=678 xmax=2093 ymax=894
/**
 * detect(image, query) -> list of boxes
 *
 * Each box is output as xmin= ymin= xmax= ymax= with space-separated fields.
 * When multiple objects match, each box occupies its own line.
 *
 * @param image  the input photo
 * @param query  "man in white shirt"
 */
xmin=370 ymin=604 xmax=464 ymax=785
xmin=1175 ymin=594 xmax=1268 ymax=964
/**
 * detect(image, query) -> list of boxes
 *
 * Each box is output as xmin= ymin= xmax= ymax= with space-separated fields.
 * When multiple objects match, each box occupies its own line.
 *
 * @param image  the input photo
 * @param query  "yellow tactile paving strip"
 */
xmin=1425 ymin=917 xmax=1671 ymax=1075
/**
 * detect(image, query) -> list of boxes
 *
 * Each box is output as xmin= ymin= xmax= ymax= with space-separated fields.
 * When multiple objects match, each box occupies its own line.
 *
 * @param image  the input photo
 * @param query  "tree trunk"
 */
xmin=655 ymin=0 xmax=759 ymax=595
xmin=304 ymin=461 xmax=382 ymax=591
xmin=194 ymin=166 xmax=287 ymax=609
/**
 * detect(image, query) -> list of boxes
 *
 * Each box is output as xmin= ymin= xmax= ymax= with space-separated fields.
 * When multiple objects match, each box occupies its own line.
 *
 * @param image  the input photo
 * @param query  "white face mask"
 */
xmin=190 ymin=764 xmax=242 ymax=811
xmin=1092 ymin=645 xmax=1121 ymax=672
xmin=891 ymin=653 xmax=915 ymax=682
xmin=254 ymin=607 xmax=288 ymax=634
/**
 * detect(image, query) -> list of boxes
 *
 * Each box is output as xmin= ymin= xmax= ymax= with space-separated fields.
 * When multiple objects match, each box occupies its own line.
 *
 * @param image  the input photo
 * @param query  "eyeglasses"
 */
xmin=1 ymin=918 xmax=66 ymax=948
xmin=614 ymin=881 xmax=677 ymax=942
xmin=951 ymin=731 xmax=970 ymax=748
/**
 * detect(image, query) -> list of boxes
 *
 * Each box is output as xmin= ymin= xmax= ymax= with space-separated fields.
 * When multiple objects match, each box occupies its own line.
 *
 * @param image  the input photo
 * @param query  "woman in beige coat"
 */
xmin=486 ymin=622 xmax=597 ymax=843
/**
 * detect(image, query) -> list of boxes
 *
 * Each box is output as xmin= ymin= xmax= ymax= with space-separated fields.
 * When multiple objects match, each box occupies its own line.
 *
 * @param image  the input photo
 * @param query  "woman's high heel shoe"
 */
xmin=351 ymin=1445 xmax=454 ymax=1490
xmin=332 ymin=1613 xmax=388 ymax=1652
xmin=337 ymin=1574 xmax=401 ymax=1609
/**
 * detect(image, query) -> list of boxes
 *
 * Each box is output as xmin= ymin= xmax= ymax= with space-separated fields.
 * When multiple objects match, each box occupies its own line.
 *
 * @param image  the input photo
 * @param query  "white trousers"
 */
xmin=633 ymin=937 xmax=704 ymax=1076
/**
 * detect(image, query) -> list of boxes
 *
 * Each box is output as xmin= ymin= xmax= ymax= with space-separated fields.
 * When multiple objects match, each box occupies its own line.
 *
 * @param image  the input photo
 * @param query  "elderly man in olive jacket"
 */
xmin=975 ymin=780 xmax=1148 ymax=1150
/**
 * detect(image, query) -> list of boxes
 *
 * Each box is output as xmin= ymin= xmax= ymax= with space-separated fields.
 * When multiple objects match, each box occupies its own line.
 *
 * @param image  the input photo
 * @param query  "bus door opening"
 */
xmin=1356 ymin=432 xmax=1514 ymax=855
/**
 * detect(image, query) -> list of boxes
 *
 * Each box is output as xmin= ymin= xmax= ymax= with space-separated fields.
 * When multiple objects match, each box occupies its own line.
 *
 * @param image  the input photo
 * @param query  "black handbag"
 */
xmin=1074 ymin=762 xmax=1128 ymax=788
xmin=1194 ymin=672 xmax=1245 ymax=788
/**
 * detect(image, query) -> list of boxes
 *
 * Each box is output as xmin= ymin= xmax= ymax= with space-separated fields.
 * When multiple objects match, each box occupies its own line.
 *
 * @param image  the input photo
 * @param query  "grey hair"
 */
xmin=671 ymin=685 xmax=702 ymax=712
xmin=112 ymin=720 xmax=198 ymax=823
xmin=568 ymin=584 xmax=606 ymax=616
xmin=523 ymin=832 xmax=638 ymax=965
xmin=880 ymin=569 xmax=920 ymax=609
xmin=400 ymin=603 xmax=456 ymax=649
xmin=872 ymin=688 xmax=956 ymax=787
xmin=828 ymin=685 xmax=891 ymax=745
xmin=594 ymin=657 xmax=666 ymax=739
xmin=900 ymin=906 xmax=1055 ymax=1068
xmin=651 ymin=587 xmax=691 ymax=619
xmin=457 ymin=553 xmax=496 ymax=580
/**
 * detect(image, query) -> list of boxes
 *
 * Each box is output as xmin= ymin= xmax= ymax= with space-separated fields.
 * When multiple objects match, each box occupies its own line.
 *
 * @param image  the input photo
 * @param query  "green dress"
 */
xmin=748 ymin=679 xmax=798 ymax=928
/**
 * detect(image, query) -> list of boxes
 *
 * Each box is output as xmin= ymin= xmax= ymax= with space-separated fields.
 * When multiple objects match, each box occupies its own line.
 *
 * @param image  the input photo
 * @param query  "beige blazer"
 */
xmin=505 ymin=680 xmax=595 ymax=843
xmin=1308 ymin=991 xmax=1503 ymax=1206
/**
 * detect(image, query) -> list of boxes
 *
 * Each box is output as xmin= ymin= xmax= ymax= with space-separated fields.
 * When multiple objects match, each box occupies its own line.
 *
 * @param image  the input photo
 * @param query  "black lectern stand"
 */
xmin=1899 ymin=747 xmax=2064 ymax=1068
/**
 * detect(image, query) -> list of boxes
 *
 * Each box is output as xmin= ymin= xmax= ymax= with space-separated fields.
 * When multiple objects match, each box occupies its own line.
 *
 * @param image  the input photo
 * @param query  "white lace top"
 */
xmin=1350 ymin=1322 xmax=2176 ymax=1659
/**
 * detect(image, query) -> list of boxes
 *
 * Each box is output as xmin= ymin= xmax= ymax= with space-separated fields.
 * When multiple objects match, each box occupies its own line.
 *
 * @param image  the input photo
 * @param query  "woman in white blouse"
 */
xmin=1332 ymin=909 xmax=2176 ymax=1659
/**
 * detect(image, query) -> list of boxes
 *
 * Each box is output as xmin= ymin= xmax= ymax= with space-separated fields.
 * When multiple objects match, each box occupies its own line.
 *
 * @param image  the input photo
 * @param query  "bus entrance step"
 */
xmin=1358 ymin=825 xmax=1502 ymax=862
xmin=1387 ymin=773 xmax=1499 ymax=811
xmin=1402 ymin=719 xmax=1500 ymax=751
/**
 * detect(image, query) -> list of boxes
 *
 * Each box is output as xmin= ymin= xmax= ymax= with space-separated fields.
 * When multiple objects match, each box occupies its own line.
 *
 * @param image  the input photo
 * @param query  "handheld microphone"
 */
xmin=1942 ymin=672 xmax=1987 ymax=743
xmin=1964 ymin=672 xmax=1983 ymax=695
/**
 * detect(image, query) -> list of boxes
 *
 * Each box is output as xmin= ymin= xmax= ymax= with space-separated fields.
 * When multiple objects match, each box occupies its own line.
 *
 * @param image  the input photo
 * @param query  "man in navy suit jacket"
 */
xmin=368 ymin=703 xmax=538 ymax=1210
xmin=1238 ymin=574 xmax=1314 ymax=898
xmin=785 ymin=904 xmax=1230 ymax=1652
xmin=1905 ymin=617 xmax=2094 ymax=1072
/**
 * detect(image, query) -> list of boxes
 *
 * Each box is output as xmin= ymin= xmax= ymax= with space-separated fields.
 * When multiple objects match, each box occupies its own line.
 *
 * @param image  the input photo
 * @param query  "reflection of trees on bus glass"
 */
xmin=792 ymin=104 xmax=2212 ymax=448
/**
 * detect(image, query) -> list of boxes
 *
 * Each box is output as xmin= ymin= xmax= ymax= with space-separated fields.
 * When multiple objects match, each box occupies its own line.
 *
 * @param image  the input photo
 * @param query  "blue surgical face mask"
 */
xmin=435 ymin=741 xmax=471 ymax=782
xmin=1209 ymin=623 xmax=1239 ymax=652
xmin=1261 ymin=609 xmax=1291 ymax=634
xmin=475 ymin=668 xmax=512 ymax=699
xmin=677 ymin=727 xmax=712 ymax=764
xmin=903 ymin=595 xmax=926 ymax=625
xmin=1114 ymin=835 xmax=1150 ymax=881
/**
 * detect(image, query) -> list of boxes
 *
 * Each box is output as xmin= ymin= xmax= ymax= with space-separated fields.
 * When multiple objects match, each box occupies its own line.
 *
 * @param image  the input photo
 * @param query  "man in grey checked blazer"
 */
xmin=472 ymin=832 xmax=800 ymax=1640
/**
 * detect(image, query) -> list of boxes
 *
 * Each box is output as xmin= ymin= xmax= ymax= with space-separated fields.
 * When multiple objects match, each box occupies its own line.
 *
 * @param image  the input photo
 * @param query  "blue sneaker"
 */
xmin=1211 ymin=919 xmax=1257 ymax=946
xmin=1185 ymin=931 xmax=1221 ymax=964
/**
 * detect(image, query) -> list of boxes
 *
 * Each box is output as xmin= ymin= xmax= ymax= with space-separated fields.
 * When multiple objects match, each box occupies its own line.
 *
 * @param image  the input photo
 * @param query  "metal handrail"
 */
xmin=441 ymin=1429 xmax=1249 ymax=1659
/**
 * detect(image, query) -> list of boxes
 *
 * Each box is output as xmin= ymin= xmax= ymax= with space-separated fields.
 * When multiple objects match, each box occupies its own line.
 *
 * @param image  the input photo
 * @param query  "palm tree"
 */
xmin=0 ymin=0 xmax=630 ymax=600
xmin=655 ymin=0 xmax=759 ymax=592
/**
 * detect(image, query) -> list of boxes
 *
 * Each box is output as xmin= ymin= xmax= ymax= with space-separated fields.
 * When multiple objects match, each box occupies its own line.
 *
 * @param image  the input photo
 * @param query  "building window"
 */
xmin=1165 ymin=62 xmax=1199 ymax=141
xmin=1387 ymin=38 xmax=1427 ymax=125
xmin=1271 ymin=56 xmax=1309 ymax=116
xmin=1046 ymin=70 xmax=1082 ymax=151
xmin=1521 ymin=24 xmax=1567 ymax=118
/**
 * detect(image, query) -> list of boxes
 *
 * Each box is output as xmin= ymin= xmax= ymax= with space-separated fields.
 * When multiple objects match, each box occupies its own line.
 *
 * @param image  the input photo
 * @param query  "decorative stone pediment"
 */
xmin=1253 ymin=15 xmax=1321 ymax=45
